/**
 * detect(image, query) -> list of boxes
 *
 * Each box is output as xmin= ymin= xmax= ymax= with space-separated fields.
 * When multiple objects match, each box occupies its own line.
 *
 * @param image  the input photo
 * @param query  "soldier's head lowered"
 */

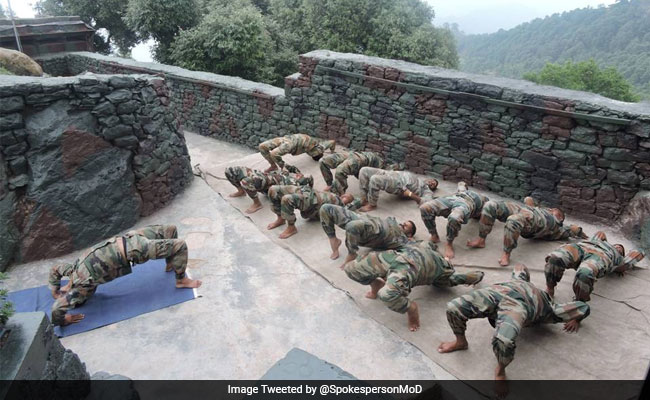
xmin=340 ymin=193 xmax=354 ymax=204
xmin=400 ymin=220 xmax=417 ymax=237
xmin=550 ymin=208 xmax=565 ymax=223
xmin=425 ymin=178 xmax=439 ymax=191
xmin=613 ymin=244 xmax=625 ymax=256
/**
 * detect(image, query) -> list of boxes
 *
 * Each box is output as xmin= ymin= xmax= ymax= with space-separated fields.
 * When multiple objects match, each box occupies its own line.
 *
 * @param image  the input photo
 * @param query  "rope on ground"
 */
xmin=193 ymin=163 xmax=227 ymax=181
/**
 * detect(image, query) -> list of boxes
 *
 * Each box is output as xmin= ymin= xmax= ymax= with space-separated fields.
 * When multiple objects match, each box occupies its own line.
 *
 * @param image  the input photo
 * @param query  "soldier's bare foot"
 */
xmin=229 ymin=188 xmax=246 ymax=197
xmin=437 ymin=336 xmax=469 ymax=353
xmin=444 ymin=242 xmax=455 ymax=260
xmin=329 ymin=237 xmax=342 ymax=259
xmin=365 ymin=278 xmax=385 ymax=298
xmin=176 ymin=277 xmax=202 ymax=288
xmin=279 ymin=225 xmax=298 ymax=239
xmin=499 ymin=252 xmax=510 ymax=266
xmin=429 ymin=234 xmax=440 ymax=243
xmin=245 ymin=200 xmax=263 ymax=214
xmin=264 ymin=165 xmax=278 ymax=173
xmin=407 ymin=302 xmax=420 ymax=331
xmin=467 ymin=237 xmax=486 ymax=248
xmin=495 ymin=364 xmax=507 ymax=381
xmin=359 ymin=204 xmax=376 ymax=212
xmin=267 ymin=217 xmax=286 ymax=230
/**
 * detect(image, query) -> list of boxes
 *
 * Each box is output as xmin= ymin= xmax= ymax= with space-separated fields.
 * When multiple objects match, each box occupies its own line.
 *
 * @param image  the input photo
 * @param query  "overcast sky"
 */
xmin=426 ymin=0 xmax=618 ymax=34
xmin=4 ymin=0 xmax=619 ymax=60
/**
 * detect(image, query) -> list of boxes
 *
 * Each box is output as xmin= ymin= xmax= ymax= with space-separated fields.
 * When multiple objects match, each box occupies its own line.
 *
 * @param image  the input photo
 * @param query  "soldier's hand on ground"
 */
xmin=563 ymin=320 xmax=580 ymax=333
xmin=63 ymin=313 xmax=85 ymax=325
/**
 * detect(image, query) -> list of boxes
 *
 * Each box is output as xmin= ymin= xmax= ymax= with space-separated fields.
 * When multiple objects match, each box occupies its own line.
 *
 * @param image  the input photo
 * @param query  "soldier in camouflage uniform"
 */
xmin=225 ymin=165 xmax=313 ymax=213
xmin=318 ymin=203 xmax=415 ymax=266
xmin=544 ymin=231 xmax=644 ymax=301
xmin=258 ymin=134 xmax=336 ymax=172
xmin=344 ymin=240 xmax=484 ymax=331
xmin=438 ymin=264 xmax=590 ymax=381
xmin=466 ymin=198 xmax=588 ymax=266
xmin=48 ymin=225 xmax=201 ymax=326
xmin=358 ymin=167 xmax=438 ymax=212
xmin=319 ymin=151 xmax=387 ymax=195
xmin=419 ymin=181 xmax=489 ymax=260
xmin=266 ymin=185 xmax=361 ymax=239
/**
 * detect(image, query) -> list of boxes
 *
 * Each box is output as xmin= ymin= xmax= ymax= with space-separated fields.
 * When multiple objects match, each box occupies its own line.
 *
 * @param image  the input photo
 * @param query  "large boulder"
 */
xmin=619 ymin=191 xmax=650 ymax=252
xmin=18 ymin=100 xmax=141 ymax=262
xmin=0 ymin=47 xmax=43 ymax=76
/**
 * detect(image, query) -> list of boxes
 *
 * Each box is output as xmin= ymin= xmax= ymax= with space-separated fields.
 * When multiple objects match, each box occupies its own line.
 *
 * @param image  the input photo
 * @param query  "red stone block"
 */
xmin=543 ymin=115 xmax=575 ymax=129
xmin=483 ymin=143 xmax=506 ymax=156
xmin=547 ymin=126 xmax=570 ymax=138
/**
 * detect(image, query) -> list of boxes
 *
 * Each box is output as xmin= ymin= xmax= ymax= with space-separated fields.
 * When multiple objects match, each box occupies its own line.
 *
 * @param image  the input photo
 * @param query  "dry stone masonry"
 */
xmin=286 ymin=51 xmax=650 ymax=228
xmin=0 ymin=72 xmax=192 ymax=271
xmin=13 ymin=50 xmax=650 ymax=267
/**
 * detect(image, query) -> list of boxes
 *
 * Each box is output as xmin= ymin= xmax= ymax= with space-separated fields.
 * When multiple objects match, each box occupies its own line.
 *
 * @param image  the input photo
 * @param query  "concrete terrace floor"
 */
xmin=5 ymin=131 xmax=650 ymax=386
xmin=4 ymin=132 xmax=453 ymax=381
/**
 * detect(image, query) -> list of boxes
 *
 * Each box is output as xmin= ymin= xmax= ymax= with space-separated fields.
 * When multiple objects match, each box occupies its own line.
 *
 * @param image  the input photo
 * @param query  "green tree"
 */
xmin=35 ymin=0 xmax=138 ymax=54
xmin=125 ymin=0 xmax=202 ymax=63
xmin=523 ymin=59 xmax=640 ymax=102
xmin=268 ymin=0 xmax=458 ymax=68
xmin=0 ymin=272 xmax=14 ymax=327
xmin=457 ymin=0 xmax=650 ymax=99
xmin=168 ymin=0 xmax=271 ymax=81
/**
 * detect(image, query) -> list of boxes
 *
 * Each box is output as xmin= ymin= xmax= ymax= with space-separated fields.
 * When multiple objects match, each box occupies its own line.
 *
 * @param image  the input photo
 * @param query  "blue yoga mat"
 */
xmin=8 ymin=259 xmax=197 ymax=337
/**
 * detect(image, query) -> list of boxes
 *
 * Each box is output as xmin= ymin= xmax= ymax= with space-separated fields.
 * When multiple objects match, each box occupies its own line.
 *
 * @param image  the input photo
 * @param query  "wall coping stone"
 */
xmin=0 ymin=73 xmax=159 ymax=89
xmin=36 ymin=52 xmax=285 ymax=98
xmin=303 ymin=50 xmax=650 ymax=117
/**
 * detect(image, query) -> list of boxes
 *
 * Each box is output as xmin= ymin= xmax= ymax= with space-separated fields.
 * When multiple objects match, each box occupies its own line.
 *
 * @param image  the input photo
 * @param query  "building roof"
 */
xmin=0 ymin=16 xmax=94 ymax=39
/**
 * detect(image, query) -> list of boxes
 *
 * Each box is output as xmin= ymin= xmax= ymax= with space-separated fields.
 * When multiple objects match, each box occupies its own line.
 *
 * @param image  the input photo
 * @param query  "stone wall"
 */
xmin=1 ymin=312 xmax=138 ymax=399
xmin=286 ymin=51 xmax=650 ymax=224
xmin=0 ymin=73 xmax=192 ymax=271
xmin=39 ymin=52 xmax=292 ymax=149
xmin=35 ymin=51 xmax=650 ymax=226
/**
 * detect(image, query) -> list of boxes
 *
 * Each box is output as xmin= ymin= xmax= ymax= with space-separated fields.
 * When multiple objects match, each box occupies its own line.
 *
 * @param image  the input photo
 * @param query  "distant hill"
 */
xmin=456 ymin=0 xmax=650 ymax=99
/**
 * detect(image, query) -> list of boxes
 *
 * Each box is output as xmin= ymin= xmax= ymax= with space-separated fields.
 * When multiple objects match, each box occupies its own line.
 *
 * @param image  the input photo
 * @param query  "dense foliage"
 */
xmin=35 ymin=0 xmax=458 ymax=86
xmin=456 ymin=0 xmax=650 ymax=100
xmin=523 ymin=60 xmax=640 ymax=102
xmin=0 ymin=272 xmax=13 ymax=326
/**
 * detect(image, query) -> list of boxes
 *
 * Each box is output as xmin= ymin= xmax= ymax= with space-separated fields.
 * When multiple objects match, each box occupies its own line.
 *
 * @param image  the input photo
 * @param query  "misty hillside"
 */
xmin=456 ymin=0 xmax=650 ymax=98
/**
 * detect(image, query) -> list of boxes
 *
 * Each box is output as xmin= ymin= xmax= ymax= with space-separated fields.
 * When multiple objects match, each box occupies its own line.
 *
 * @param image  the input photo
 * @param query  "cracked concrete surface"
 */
xmin=4 ymin=132 xmax=453 ymax=380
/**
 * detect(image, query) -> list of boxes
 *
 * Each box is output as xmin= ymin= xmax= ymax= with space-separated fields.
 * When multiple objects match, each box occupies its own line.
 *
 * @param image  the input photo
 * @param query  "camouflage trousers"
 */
xmin=478 ymin=200 xmax=532 ymax=252
xmin=319 ymin=204 xmax=400 ymax=255
xmin=319 ymin=153 xmax=347 ymax=186
xmin=359 ymin=167 xmax=403 ymax=206
xmin=259 ymin=137 xmax=285 ymax=166
xmin=544 ymin=244 xmax=606 ymax=301
xmin=124 ymin=224 xmax=188 ymax=280
xmin=420 ymin=197 xmax=472 ymax=242
xmin=270 ymin=140 xmax=333 ymax=168
xmin=268 ymin=185 xmax=317 ymax=224
xmin=446 ymin=291 xmax=523 ymax=367
xmin=346 ymin=251 xmax=483 ymax=313
xmin=330 ymin=157 xmax=385 ymax=195
xmin=225 ymin=166 xmax=251 ymax=190
xmin=51 ymin=225 xmax=187 ymax=325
